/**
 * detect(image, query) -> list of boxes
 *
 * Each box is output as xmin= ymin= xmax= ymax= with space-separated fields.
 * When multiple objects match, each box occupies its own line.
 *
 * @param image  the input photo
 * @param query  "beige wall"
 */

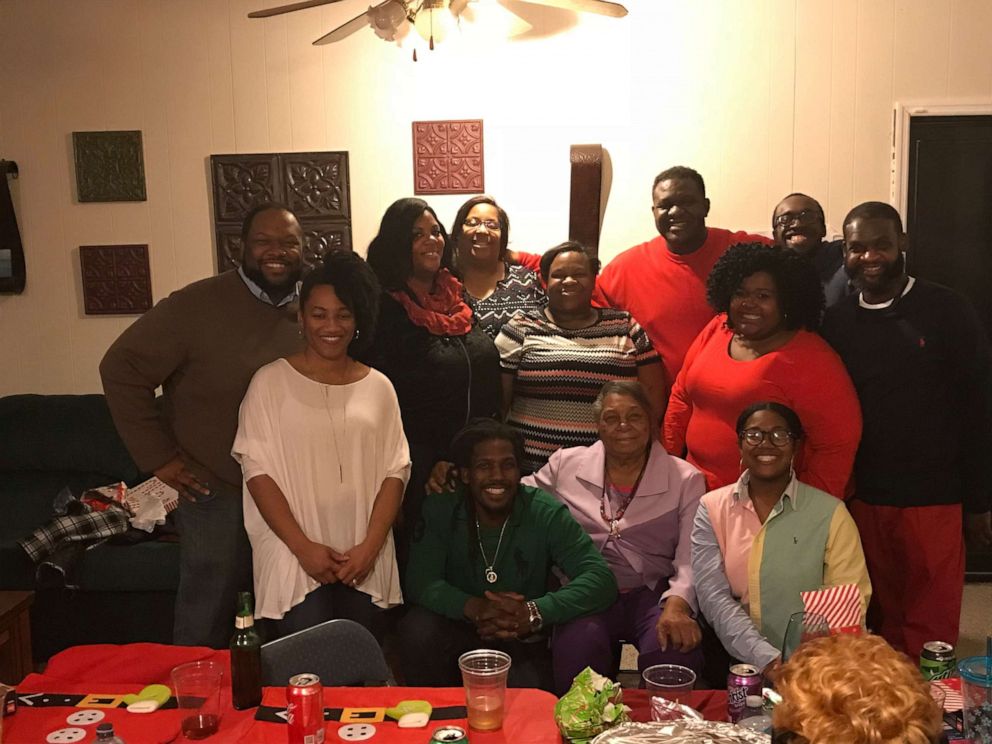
xmin=1 ymin=0 xmax=991 ymax=394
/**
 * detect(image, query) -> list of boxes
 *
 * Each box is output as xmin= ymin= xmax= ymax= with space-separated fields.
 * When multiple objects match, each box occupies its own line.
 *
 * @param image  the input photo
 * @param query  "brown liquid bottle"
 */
xmin=230 ymin=591 xmax=262 ymax=709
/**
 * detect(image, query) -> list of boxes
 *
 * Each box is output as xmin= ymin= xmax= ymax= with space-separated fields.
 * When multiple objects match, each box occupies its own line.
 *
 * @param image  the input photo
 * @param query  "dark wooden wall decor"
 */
xmin=72 ymin=131 xmax=147 ymax=202
xmin=0 ymin=159 xmax=25 ymax=294
xmin=569 ymin=144 xmax=604 ymax=256
xmin=80 ymin=244 xmax=152 ymax=315
xmin=210 ymin=152 xmax=351 ymax=272
xmin=413 ymin=120 xmax=484 ymax=195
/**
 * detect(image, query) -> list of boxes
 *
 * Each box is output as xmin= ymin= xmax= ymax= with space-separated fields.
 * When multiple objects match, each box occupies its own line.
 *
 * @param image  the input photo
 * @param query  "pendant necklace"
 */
xmin=476 ymin=517 xmax=509 ymax=584
xmin=600 ymin=452 xmax=648 ymax=540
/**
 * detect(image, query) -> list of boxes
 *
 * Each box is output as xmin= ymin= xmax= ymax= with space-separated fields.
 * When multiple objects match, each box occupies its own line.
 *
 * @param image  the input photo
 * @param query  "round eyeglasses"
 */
xmin=773 ymin=209 xmax=820 ymax=228
xmin=741 ymin=428 xmax=796 ymax=447
xmin=463 ymin=217 xmax=501 ymax=232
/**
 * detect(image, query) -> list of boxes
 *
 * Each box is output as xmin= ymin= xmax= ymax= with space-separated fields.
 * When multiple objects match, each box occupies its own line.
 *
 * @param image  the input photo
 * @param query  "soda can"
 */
xmin=727 ymin=663 xmax=763 ymax=723
xmin=920 ymin=641 xmax=956 ymax=681
xmin=430 ymin=725 xmax=468 ymax=742
xmin=287 ymin=673 xmax=325 ymax=744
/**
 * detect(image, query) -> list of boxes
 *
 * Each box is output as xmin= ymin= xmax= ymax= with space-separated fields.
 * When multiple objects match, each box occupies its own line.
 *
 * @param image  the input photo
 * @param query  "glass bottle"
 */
xmin=95 ymin=722 xmax=126 ymax=743
xmin=230 ymin=591 xmax=263 ymax=710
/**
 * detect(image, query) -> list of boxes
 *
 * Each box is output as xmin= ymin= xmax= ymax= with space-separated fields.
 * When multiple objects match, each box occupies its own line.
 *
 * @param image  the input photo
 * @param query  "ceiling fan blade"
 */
xmin=248 ymin=0 xmax=346 ymax=19
xmin=519 ymin=0 xmax=627 ymax=17
xmin=312 ymin=3 xmax=382 ymax=45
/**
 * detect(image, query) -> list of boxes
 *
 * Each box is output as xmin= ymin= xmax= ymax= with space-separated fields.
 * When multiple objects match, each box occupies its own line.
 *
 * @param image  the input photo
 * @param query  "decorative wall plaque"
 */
xmin=413 ymin=120 xmax=484 ymax=195
xmin=80 ymin=244 xmax=152 ymax=315
xmin=210 ymin=151 xmax=351 ymax=272
xmin=569 ymin=144 xmax=604 ymax=255
xmin=72 ymin=131 xmax=147 ymax=202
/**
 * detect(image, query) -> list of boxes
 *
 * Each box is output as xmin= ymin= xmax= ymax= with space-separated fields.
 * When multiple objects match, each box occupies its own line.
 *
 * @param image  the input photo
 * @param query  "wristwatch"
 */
xmin=525 ymin=600 xmax=543 ymax=633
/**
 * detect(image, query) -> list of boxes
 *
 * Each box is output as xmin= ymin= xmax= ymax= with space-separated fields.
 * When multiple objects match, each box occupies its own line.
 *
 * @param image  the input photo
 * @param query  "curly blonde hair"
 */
xmin=772 ymin=634 xmax=943 ymax=744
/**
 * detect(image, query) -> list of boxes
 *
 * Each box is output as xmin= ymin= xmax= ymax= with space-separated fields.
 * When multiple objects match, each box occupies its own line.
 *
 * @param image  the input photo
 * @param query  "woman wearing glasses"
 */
xmin=365 ymin=198 xmax=501 ymax=553
xmin=663 ymin=243 xmax=861 ymax=497
xmin=450 ymin=195 xmax=546 ymax=339
xmin=690 ymin=401 xmax=871 ymax=673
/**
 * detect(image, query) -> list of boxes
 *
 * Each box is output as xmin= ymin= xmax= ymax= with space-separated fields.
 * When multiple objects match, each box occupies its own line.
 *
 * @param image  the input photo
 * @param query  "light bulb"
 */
xmin=413 ymin=0 xmax=459 ymax=49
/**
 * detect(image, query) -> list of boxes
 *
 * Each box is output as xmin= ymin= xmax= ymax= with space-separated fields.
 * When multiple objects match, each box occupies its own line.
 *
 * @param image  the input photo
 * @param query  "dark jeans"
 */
xmin=173 ymin=483 xmax=252 ymax=648
xmin=551 ymin=586 xmax=705 ymax=695
xmin=262 ymin=582 xmax=384 ymax=642
xmin=398 ymin=605 xmax=554 ymax=691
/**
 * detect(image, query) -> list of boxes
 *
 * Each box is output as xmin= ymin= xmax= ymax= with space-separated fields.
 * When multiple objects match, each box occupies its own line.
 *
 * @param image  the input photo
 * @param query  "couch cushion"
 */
xmin=77 ymin=541 xmax=180 ymax=592
xmin=0 ymin=394 xmax=140 ymax=481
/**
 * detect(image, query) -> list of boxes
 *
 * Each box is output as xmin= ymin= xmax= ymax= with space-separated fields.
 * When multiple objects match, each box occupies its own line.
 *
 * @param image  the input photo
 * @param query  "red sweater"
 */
xmin=663 ymin=315 xmax=862 ymax=498
xmin=595 ymin=229 xmax=770 ymax=385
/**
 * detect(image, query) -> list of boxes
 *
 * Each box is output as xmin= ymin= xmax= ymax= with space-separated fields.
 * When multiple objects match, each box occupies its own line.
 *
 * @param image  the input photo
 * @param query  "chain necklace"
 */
xmin=321 ymin=386 xmax=347 ymax=483
xmin=476 ymin=517 xmax=509 ymax=584
xmin=600 ymin=453 xmax=648 ymax=539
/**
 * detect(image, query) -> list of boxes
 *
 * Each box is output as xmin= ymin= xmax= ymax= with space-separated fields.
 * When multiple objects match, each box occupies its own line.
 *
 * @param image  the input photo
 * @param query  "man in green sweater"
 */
xmin=400 ymin=419 xmax=617 ymax=690
xmin=100 ymin=203 xmax=303 ymax=648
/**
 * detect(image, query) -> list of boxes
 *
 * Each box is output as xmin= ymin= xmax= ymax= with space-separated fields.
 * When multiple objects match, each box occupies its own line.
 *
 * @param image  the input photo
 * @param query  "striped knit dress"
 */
xmin=495 ymin=307 xmax=659 ymax=472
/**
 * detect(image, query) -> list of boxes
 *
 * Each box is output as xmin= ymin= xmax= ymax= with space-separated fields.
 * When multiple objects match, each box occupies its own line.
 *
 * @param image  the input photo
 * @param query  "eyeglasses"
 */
xmin=463 ymin=217 xmax=501 ymax=232
xmin=741 ymin=428 xmax=796 ymax=447
xmin=600 ymin=411 xmax=648 ymax=429
xmin=773 ymin=209 xmax=820 ymax=228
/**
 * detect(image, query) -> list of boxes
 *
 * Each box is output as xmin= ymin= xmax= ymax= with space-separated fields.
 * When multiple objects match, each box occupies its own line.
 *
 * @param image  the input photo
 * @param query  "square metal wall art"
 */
xmin=73 ymin=130 xmax=147 ymax=202
xmin=413 ymin=119 xmax=484 ymax=195
xmin=80 ymin=244 xmax=152 ymax=315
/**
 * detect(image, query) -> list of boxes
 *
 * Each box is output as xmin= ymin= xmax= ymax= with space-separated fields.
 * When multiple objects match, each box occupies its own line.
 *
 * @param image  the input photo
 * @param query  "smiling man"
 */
xmin=771 ymin=193 xmax=850 ymax=307
xmin=595 ymin=166 xmax=771 ymax=386
xmin=821 ymin=201 xmax=992 ymax=658
xmin=100 ymin=202 xmax=304 ymax=648
xmin=400 ymin=419 xmax=617 ymax=690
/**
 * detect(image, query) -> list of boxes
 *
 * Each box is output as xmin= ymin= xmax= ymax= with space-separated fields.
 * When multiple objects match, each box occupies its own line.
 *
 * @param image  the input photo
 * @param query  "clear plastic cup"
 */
xmin=959 ymin=656 xmax=992 ymax=744
xmin=458 ymin=649 xmax=511 ymax=732
xmin=171 ymin=660 xmax=224 ymax=740
xmin=642 ymin=664 xmax=696 ymax=705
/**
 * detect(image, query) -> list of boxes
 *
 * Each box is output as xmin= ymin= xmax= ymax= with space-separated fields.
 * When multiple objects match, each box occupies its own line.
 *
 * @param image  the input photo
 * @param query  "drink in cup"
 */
xmin=171 ymin=660 xmax=224 ymax=740
xmin=642 ymin=664 xmax=696 ymax=709
xmin=458 ymin=649 xmax=511 ymax=731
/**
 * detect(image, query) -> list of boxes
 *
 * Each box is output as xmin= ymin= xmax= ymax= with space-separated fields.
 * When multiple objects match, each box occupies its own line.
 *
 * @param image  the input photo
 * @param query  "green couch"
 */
xmin=0 ymin=394 xmax=179 ymax=660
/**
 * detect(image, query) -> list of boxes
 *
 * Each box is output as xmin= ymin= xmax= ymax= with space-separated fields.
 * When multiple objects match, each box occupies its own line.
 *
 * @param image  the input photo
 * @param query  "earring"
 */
xmin=354 ymin=328 xmax=360 ymax=340
xmin=298 ymin=327 xmax=304 ymax=338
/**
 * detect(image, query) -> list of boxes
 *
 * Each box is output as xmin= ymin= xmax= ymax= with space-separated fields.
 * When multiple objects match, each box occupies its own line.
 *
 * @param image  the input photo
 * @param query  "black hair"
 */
xmin=539 ymin=241 xmax=601 ymax=282
xmin=735 ymin=401 xmax=805 ymax=440
xmin=298 ymin=249 xmax=380 ymax=357
xmin=772 ymin=192 xmax=826 ymax=227
xmin=240 ymin=202 xmax=296 ymax=246
xmin=450 ymin=418 xmax=525 ymax=470
xmin=843 ymin=201 xmax=904 ymax=234
xmin=652 ymin=165 xmax=706 ymax=197
xmin=365 ymin=197 xmax=453 ymax=291
xmin=706 ymin=242 xmax=825 ymax=331
xmin=450 ymin=195 xmax=510 ymax=258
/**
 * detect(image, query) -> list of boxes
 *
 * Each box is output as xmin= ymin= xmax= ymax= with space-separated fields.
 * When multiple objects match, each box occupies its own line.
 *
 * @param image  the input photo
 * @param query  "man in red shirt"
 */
xmin=595 ymin=167 xmax=771 ymax=387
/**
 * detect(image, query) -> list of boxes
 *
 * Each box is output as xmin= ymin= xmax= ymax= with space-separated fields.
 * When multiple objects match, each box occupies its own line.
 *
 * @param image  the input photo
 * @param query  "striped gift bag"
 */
xmin=800 ymin=584 xmax=863 ymax=635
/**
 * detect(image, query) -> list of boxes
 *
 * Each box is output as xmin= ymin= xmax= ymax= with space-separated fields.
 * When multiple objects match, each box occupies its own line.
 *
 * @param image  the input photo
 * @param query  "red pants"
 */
xmin=848 ymin=500 xmax=964 ymax=659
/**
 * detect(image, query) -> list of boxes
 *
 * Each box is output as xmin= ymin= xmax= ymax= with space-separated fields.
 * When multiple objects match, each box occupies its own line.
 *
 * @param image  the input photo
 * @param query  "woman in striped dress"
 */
xmin=495 ymin=242 xmax=667 ymax=473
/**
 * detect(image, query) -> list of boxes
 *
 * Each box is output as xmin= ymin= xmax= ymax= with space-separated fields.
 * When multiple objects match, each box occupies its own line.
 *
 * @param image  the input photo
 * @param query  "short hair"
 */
xmin=706 ymin=242 xmax=825 ymax=331
xmin=539 ymin=241 xmax=601 ymax=282
xmin=773 ymin=634 xmax=943 ymax=744
xmin=843 ymin=201 xmax=904 ymax=234
xmin=240 ymin=202 xmax=297 ymax=245
xmin=652 ymin=166 xmax=706 ymax=197
xmin=735 ymin=401 xmax=805 ymax=440
xmin=772 ymin=192 xmax=825 ymax=227
xmin=366 ymin=197 xmax=453 ymax=291
xmin=449 ymin=418 xmax=525 ymax=471
xmin=299 ymin=249 xmax=380 ymax=357
xmin=450 ymin=195 xmax=510 ymax=257
xmin=591 ymin=380 xmax=653 ymax=422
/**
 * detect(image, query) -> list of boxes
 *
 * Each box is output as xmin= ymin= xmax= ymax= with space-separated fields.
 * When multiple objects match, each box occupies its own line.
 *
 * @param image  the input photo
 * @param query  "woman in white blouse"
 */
xmin=233 ymin=250 xmax=411 ymax=639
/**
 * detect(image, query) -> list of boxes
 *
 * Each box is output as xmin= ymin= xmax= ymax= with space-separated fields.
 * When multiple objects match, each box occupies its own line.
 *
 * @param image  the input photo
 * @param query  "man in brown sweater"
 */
xmin=100 ymin=203 xmax=304 ymax=647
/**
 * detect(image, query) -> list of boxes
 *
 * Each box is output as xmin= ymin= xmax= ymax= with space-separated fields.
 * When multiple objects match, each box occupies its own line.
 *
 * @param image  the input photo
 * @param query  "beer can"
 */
xmin=287 ymin=673 xmax=325 ymax=744
xmin=430 ymin=725 xmax=468 ymax=742
xmin=727 ymin=663 xmax=763 ymax=723
xmin=920 ymin=641 xmax=956 ymax=681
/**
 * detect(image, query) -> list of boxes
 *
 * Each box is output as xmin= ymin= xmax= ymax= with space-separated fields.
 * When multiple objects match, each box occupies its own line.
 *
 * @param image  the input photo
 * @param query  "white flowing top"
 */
xmin=233 ymin=359 xmax=411 ymax=618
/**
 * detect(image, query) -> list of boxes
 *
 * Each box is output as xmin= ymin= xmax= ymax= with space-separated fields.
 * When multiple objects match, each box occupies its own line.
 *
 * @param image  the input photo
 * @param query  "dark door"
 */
xmin=907 ymin=114 xmax=992 ymax=578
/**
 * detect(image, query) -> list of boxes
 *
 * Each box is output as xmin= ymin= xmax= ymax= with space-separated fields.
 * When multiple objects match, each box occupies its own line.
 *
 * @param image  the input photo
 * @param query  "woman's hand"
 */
xmin=294 ymin=540 xmax=345 ymax=584
xmin=337 ymin=539 xmax=381 ymax=588
xmin=425 ymin=461 xmax=457 ymax=495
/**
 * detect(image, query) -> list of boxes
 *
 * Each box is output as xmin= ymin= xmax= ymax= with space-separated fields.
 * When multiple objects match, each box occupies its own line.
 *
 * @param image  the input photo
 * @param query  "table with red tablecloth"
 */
xmin=4 ymin=643 xmax=729 ymax=743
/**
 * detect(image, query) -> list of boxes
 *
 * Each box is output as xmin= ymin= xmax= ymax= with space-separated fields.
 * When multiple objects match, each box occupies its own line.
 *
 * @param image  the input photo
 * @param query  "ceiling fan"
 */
xmin=248 ymin=0 xmax=628 ymax=49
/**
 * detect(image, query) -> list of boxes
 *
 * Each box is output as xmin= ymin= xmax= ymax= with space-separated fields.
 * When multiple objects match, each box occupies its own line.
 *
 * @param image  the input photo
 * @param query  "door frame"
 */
xmin=891 ymin=100 xmax=992 ymax=218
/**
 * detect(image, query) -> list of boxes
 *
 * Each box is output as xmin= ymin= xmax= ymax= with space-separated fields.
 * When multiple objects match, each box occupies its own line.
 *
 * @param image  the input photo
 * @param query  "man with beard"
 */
xmin=100 ymin=203 xmax=304 ymax=647
xmin=595 ymin=166 xmax=771 ymax=387
xmin=771 ymin=192 xmax=851 ymax=307
xmin=400 ymin=419 xmax=616 ymax=690
xmin=821 ymin=201 xmax=992 ymax=657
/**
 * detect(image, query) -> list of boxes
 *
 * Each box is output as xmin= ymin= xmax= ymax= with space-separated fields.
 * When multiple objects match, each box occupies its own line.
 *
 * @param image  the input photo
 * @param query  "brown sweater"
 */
xmin=100 ymin=271 xmax=301 ymax=491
